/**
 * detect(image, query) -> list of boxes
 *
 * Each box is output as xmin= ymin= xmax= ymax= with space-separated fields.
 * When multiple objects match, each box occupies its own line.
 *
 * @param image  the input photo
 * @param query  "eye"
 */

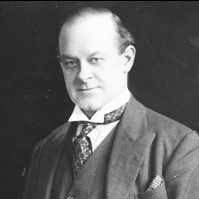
xmin=61 ymin=59 xmax=79 ymax=69
xmin=88 ymin=57 xmax=103 ymax=64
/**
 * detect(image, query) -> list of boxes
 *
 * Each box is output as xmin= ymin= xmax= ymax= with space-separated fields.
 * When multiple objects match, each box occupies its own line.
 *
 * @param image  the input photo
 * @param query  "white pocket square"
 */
xmin=148 ymin=175 xmax=164 ymax=190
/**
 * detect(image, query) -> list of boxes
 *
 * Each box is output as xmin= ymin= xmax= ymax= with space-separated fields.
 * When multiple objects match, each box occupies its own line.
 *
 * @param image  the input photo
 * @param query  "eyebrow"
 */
xmin=59 ymin=51 xmax=102 ymax=60
xmin=60 ymin=54 xmax=78 ymax=59
xmin=88 ymin=51 xmax=102 ymax=57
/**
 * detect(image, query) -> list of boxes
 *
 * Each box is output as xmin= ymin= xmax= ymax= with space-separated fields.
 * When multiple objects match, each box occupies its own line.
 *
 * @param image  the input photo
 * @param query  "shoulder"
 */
xmin=128 ymin=97 xmax=197 ymax=137
xmin=33 ymin=122 xmax=71 ymax=155
xmin=145 ymin=104 xmax=197 ymax=138
xmin=126 ymin=97 xmax=199 ymax=148
xmin=125 ymin=97 xmax=199 ymax=146
xmin=138 ymin=101 xmax=199 ymax=153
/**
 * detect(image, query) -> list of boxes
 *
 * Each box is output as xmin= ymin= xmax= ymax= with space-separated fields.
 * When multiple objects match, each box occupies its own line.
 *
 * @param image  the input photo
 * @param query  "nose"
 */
xmin=77 ymin=61 xmax=92 ymax=82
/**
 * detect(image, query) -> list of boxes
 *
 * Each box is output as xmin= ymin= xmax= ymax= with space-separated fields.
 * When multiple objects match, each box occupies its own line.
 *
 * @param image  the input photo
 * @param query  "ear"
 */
xmin=122 ymin=45 xmax=136 ymax=73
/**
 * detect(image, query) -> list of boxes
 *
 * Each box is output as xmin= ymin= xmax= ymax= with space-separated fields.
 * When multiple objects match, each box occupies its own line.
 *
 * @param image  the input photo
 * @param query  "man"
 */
xmin=23 ymin=7 xmax=199 ymax=199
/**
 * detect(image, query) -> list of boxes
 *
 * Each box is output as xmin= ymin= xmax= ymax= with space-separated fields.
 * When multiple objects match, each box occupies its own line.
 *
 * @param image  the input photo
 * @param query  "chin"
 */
xmin=77 ymin=99 xmax=103 ymax=113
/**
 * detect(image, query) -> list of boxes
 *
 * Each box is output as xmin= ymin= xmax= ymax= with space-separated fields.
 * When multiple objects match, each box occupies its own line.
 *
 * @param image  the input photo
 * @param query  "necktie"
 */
xmin=71 ymin=104 xmax=126 ymax=176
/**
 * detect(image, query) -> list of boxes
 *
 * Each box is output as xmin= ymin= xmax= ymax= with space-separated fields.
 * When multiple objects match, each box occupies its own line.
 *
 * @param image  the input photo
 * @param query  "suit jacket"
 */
xmin=23 ymin=97 xmax=199 ymax=199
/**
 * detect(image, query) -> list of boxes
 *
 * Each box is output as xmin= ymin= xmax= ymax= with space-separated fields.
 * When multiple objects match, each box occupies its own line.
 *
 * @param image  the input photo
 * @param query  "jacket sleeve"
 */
xmin=22 ymin=140 xmax=43 ymax=199
xmin=165 ymin=131 xmax=199 ymax=199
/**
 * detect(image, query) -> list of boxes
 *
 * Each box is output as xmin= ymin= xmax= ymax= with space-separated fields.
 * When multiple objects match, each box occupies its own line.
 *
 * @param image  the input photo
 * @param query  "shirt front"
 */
xmin=68 ymin=89 xmax=131 ymax=151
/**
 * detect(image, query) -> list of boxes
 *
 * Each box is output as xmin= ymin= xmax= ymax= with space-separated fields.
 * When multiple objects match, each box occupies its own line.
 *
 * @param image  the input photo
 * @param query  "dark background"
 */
xmin=1 ymin=1 xmax=199 ymax=198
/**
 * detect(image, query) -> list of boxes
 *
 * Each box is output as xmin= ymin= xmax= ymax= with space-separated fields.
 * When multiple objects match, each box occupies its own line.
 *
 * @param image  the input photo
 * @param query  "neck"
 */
xmin=81 ymin=109 xmax=96 ymax=119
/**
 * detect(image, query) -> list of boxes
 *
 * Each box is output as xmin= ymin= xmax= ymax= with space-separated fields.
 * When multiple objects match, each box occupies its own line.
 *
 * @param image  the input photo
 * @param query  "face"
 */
xmin=59 ymin=14 xmax=134 ymax=117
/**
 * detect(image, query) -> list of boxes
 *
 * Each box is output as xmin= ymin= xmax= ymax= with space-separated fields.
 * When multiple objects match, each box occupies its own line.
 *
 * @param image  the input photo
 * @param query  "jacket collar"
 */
xmin=106 ymin=96 xmax=155 ymax=199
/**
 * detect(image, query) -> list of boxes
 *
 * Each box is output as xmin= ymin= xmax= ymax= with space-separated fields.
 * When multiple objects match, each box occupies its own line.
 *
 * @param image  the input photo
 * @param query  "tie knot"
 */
xmin=81 ymin=122 xmax=96 ymax=135
xmin=74 ymin=103 xmax=127 ymax=137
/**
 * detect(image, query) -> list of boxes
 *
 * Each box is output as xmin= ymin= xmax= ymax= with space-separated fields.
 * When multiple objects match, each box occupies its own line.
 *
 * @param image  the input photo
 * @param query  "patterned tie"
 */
xmin=71 ymin=104 xmax=126 ymax=176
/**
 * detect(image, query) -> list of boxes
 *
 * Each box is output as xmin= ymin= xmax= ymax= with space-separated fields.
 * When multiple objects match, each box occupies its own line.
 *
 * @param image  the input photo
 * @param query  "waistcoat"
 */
xmin=51 ymin=123 xmax=116 ymax=199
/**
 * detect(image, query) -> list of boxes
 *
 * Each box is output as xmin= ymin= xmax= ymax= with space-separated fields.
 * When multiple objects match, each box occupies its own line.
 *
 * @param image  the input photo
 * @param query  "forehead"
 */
xmin=59 ymin=13 xmax=119 ymax=55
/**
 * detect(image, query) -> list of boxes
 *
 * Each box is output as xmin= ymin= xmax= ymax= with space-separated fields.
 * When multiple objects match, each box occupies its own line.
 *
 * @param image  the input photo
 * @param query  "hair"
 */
xmin=58 ymin=6 xmax=135 ymax=54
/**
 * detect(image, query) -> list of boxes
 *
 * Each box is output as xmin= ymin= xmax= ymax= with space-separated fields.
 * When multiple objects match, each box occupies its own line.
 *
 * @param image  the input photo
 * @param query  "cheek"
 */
xmin=102 ymin=66 xmax=123 ymax=82
xmin=63 ymin=72 xmax=76 ymax=91
xmin=99 ymin=72 xmax=120 ymax=92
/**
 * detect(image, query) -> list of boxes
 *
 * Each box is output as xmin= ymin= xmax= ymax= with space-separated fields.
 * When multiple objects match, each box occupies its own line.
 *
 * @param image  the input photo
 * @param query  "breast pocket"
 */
xmin=136 ymin=181 xmax=168 ymax=199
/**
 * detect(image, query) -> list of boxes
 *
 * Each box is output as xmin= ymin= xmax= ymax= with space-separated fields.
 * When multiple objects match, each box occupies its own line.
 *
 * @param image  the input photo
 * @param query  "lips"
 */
xmin=77 ymin=86 xmax=99 ymax=92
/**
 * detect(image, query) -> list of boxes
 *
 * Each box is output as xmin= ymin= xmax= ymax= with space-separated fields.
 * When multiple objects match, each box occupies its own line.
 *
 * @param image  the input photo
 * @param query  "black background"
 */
xmin=1 ymin=1 xmax=199 ymax=198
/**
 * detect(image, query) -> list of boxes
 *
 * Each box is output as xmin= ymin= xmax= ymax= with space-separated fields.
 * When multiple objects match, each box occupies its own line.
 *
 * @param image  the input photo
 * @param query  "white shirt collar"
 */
xmin=68 ymin=89 xmax=131 ymax=123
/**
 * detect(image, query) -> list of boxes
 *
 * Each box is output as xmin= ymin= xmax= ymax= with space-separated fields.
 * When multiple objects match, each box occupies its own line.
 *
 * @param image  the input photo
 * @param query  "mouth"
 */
xmin=77 ymin=87 xmax=98 ymax=92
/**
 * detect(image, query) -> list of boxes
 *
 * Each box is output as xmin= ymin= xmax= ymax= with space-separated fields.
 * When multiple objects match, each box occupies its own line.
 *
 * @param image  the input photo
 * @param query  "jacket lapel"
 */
xmin=37 ymin=122 xmax=74 ymax=199
xmin=106 ymin=97 xmax=155 ymax=199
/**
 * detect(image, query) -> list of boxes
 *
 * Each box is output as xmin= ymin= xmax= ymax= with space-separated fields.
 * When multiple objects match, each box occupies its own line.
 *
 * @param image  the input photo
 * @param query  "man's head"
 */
xmin=58 ymin=7 xmax=136 ymax=117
